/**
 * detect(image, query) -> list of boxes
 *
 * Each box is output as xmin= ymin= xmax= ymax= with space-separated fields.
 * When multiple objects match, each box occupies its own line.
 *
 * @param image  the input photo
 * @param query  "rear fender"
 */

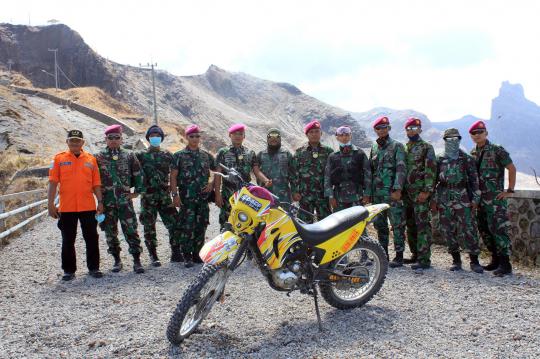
xmin=365 ymin=204 xmax=390 ymax=222
xmin=199 ymin=231 xmax=242 ymax=265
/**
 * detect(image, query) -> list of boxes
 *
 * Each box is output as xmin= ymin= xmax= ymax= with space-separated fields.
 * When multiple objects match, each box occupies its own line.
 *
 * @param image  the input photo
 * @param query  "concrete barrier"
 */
xmin=10 ymin=86 xmax=136 ymax=135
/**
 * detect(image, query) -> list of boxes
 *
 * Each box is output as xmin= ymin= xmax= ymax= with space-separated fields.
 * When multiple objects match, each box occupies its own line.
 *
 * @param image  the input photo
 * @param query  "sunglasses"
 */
xmin=470 ymin=130 xmax=486 ymax=135
xmin=406 ymin=126 xmax=420 ymax=131
xmin=374 ymin=125 xmax=389 ymax=130
xmin=107 ymin=135 xmax=121 ymax=140
xmin=444 ymin=137 xmax=461 ymax=141
xmin=188 ymin=134 xmax=201 ymax=139
xmin=267 ymin=133 xmax=280 ymax=138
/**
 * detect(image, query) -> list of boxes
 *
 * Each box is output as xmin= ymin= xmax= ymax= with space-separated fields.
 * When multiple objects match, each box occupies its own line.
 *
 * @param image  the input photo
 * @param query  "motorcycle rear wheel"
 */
xmin=166 ymin=264 xmax=228 ymax=345
xmin=319 ymin=238 xmax=388 ymax=310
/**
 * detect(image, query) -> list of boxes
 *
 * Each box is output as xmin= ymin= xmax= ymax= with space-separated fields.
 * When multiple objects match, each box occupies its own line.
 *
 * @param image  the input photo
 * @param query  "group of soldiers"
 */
xmin=49 ymin=115 xmax=516 ymax=280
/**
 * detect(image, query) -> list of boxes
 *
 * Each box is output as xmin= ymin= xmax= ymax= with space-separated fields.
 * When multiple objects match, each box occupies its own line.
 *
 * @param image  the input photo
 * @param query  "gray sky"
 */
xmin=3 ymin=0 xmax=540 ymax=122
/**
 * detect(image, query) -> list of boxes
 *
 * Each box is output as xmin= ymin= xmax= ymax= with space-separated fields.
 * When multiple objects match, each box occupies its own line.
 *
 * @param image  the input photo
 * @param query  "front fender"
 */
xmin=199 ymin=231 xmax=242 ymax=265
xmin=365 ymin=203 xmax=390 ymax=222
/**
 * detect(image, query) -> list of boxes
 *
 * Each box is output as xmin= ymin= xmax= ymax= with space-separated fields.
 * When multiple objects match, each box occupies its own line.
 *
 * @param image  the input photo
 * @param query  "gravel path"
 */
xmin=1 ymin=205 xmax=539 ymax=358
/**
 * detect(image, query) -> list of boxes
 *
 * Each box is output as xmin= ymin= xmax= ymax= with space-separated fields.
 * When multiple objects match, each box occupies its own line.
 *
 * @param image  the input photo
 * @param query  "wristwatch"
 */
xmin=506 ymin=189 xmax=515 ymax=193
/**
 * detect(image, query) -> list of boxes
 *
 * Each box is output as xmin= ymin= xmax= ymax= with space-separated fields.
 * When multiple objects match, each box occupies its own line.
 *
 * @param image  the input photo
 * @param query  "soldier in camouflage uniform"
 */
xmin=96 ymin=125 xmax=145 ymax=274
xmin=291 ymin=120 xmax=334 ymax=223
xmin=324 ymin=126 xmax=371 ymax=211
xmin=171 ymin=125 xmax=217 ymax=267
xmin=364 ymin=117 xmax=406 ymax=262
xmin=400 ymin=118 xmax=437 ymax=270
xmin=432 ymin=128 xmax=484 ymax=273
xmin=469 ymin=120 xmax=516 ymax=277
xmin=215 ymin=124 xmax=264 ymax=230
xmin=256 ymin=128 xmax=294 ymax=202
xmin=136 ymin=125 xmax=182 ymax=266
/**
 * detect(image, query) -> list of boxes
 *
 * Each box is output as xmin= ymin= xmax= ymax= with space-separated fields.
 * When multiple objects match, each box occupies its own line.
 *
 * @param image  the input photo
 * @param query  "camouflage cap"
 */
xmin=443 ymin=128 xmax=462 ymax=139
xmin=267 ymin=128 xmax=281 ymax=136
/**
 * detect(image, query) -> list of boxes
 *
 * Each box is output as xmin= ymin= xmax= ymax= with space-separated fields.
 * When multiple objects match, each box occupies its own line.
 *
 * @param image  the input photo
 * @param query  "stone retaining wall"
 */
xmin=11 ymin=86 xmax=136 ymax=135
xmin=508 ymin=189 xmax=540 ymax=266
xmin=432 ymin=189 xmax=540 ymax=266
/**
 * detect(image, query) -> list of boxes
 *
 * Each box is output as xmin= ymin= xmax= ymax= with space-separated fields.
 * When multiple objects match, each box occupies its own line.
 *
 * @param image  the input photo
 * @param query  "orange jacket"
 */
xmin=49 ymin=150 xmax=101 ymax=212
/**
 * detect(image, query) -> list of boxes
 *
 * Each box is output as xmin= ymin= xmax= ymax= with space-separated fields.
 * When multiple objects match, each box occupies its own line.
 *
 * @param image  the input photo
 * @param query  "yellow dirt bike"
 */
xmin=166 ymin=165 xmax=389 ymax=345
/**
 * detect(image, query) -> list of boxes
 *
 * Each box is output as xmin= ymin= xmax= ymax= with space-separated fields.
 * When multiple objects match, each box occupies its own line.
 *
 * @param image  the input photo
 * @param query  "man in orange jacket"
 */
xmin=48 ymin=130 xmax=103 ymax=281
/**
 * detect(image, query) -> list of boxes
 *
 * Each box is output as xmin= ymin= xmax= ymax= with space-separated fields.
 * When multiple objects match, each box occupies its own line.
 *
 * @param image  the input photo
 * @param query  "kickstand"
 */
xmin=312 ymin=285 xmax=324 ymax=332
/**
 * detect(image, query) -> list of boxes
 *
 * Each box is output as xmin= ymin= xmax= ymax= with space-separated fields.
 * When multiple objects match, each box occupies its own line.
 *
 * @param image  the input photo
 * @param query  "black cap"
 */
xmin=67 ymin=130 xmax=84 ymax=139
xmin=145 ymin=125 xmax=165 ymax=140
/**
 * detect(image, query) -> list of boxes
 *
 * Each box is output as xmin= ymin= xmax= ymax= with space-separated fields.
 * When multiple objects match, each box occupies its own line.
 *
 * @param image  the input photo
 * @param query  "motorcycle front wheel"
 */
xmin=319 ymin=238 xmax=388 ymax=310
xmin=166 ymin=264 xmax=228 ymax=345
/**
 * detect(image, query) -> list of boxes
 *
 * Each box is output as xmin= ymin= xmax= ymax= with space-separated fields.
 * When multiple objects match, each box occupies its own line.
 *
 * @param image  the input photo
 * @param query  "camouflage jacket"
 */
xmin=324 ymin=145 xmax=371 ymax=203
xmin=136 ymin=147 xmax=173 ymax=193
xmin=366 ymin=136 xmax=406 ymax=196
xmin=216 ymin=145 xmax=256 ymax=191
xmin=256 ymin=148 xmax=293 ymax=202
xmin=96 ymin=147 xmax=144 ymax=204
xmin=171 ymin=147 xmax=217 ymax=199
xmin=404 ymin=138 xmax=437 ymax=193
xmin=291 ymin=142 xmax=334 ymax=198
xmin=434 ymin=150 xmax=481 ymax=206
xmin=470 ymin=140 xmax=513 ymax=202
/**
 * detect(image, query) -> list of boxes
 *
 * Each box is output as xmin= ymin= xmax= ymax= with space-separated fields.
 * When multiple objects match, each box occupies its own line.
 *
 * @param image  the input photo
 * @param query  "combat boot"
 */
xmin=111 ymin=254 xmax=123 ymax=273
xmin=148 ymin=247 xmax=161 ymax=267
xmin=493 ymin=255 xmax=512 ymax=277
xmin=482 ymin=253 xmax=499 ymax=271
xmin=133 ymin=254 xmax=145 ymax=274
xmin=449 ymin=252 xmax=462 ymax=271
xmin=389 ymin=252 xmax=404 ymax=268
xmin=469 ymin=254 xmax=484 ymax=274
xmin=184 ymin=253 xmax=194 ymax=268
xmin=403 ymin=254 xmax=417 ymax=264
xmin=170 ymin=246 xmax=184 ymax=263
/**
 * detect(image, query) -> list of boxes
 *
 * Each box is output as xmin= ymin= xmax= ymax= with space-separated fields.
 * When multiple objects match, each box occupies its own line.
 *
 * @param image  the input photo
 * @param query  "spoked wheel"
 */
xmin=320 ymin=238 xmax=388 ymax=309
xmin=166 ymin=264 xmax=228 ymax=345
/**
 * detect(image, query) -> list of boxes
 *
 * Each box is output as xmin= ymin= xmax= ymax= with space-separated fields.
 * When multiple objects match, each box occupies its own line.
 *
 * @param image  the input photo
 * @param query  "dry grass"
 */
xmin=0 ymin=152 xmax=49 ymax=246
xmin=41 ymin=86 xmax=139 ymax=119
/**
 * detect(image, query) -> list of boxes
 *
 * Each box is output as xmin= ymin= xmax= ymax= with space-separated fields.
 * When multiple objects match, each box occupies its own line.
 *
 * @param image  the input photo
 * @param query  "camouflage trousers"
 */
xmin=404 ymin=191 xmax=432 ymax=265
xmin=335 ymin=200 xmax=362 ymax=212
xmin=139 ymin=192 xmax=182 ymax=250
xmin=438 ymin=200 xmax=480 ymax=255
xmin=372 ymin=194 xmax=406 ymax=253
xmin=477 ymin=198 xmax=511 ymax=256
xmin=100 ymin=199 xmax=142 ymax=255
xmin=299 ymin=195 xmax=331 ymax=223
xmin=179 ymin=198 xmax=210 ymax=256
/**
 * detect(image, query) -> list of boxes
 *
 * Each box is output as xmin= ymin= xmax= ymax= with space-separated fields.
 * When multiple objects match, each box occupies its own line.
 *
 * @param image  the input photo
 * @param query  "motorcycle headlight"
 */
xmin=238 ymin=212 xmax=248 ymax=222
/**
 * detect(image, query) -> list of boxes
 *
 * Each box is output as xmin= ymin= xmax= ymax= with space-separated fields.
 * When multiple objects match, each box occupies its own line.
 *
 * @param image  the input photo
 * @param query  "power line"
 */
xmin=56 ymin=64 xmax=77 ymax=88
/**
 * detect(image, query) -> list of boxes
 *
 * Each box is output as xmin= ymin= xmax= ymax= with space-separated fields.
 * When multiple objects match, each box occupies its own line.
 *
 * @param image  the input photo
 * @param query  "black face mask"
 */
xmin=407 ymin=134 xmax=420 ymax=142
xmin=268 ymin=143 xmax=281 ymax=153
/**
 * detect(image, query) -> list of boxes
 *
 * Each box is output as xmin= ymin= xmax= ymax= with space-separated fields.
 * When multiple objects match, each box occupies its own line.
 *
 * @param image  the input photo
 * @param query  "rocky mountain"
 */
xmin=0 ymin=23 xmax=370 ymax=153
xmin=351 ymin=108 xmax=444 ymax=149
xmin=431 ymin=82 xmax=540 ymax=175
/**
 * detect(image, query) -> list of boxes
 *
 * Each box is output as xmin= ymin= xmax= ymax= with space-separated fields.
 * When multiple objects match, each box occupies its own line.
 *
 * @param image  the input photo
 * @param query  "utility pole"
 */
xmin=48 ymin=48 xmax=58 ymax=91
xmin=139 ymin=62 xmax=158 ymax=125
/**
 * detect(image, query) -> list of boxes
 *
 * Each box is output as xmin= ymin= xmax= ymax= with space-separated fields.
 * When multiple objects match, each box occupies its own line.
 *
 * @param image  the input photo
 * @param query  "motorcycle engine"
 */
xmin=271 ymin=261 xmax=301 ymax=290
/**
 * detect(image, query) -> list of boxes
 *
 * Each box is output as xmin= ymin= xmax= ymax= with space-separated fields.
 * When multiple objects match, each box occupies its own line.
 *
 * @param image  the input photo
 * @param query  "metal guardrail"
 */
xmin=0 ymin=189 xmax=51 ymax=240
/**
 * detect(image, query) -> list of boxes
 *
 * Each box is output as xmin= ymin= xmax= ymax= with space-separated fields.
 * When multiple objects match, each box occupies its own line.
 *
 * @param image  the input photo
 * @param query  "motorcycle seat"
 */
xmin=292 ymin=206 xmax=369 ymax=246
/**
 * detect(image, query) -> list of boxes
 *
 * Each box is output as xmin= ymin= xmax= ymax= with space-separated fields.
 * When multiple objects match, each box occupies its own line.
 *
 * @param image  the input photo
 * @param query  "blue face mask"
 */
xmin=95 ymin=213 xmax=105 ymax=224
xmin=149 ymin=137 xmax=162 ymax=147
xmin=339 ymin=141 xmax=352 ymax=148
